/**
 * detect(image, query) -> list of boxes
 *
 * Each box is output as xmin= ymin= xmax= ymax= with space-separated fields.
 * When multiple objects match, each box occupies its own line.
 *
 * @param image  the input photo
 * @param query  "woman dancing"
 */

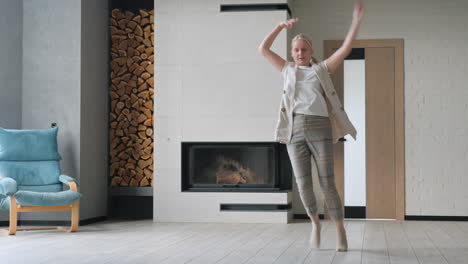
xmin=258 ymin=1 xmax=364 ymax=252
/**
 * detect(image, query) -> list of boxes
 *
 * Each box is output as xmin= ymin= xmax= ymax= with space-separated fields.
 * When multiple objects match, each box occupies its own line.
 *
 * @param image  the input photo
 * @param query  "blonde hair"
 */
xmin=291 ymin=34 xmax=319 ymax=65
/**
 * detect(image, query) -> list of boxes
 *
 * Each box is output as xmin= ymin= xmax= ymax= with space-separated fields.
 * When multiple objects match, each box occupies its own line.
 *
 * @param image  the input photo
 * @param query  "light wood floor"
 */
xmin=1 ymin=219 xmax=468 ymax=263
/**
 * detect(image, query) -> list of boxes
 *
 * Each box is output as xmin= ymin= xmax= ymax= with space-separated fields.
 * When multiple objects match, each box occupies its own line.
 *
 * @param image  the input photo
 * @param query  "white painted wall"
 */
xmin=0 ymin=0 xmax=22 ymax=222
xmin=155 ymin=0 xmax=468 ymax=219
xmin=21 ymin=0 xmax=81 ymax=221
xmin=80 ymin=0 xmax=109 ymax=221
xmin=291 ymin=0 xmax=468 ymax=216
xmin=20 ymin=0 xmax=108 ymax=221
xmin=154 ymin=0 xmax=292 ymax=223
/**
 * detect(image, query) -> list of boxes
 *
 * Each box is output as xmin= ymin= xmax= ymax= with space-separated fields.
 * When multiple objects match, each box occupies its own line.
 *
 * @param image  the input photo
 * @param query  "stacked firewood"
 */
xmin=109 ymin=8 xmax=154 ymax=187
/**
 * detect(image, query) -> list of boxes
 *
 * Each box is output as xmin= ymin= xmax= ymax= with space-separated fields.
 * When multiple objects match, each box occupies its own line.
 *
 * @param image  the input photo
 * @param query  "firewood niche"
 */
xmin=109 ymin=8 xmax=154 ymax=187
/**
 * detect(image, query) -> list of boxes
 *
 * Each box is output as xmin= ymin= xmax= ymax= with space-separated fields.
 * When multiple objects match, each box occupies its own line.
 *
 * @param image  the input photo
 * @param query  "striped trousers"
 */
xmin=286 ymin=113 xmax=344 ymax=220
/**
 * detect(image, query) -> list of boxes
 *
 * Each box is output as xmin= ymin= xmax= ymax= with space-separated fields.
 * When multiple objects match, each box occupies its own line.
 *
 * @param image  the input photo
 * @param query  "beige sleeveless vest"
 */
xmin=275 ymin=61 xmax=357 ymax=144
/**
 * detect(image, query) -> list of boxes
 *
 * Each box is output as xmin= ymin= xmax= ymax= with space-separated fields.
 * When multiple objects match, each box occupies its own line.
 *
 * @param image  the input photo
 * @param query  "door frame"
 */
xmin=324 ymin=39 xmax=405 ymax=220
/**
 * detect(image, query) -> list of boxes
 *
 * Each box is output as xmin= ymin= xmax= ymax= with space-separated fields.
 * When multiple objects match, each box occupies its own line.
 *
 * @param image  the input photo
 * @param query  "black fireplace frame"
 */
xmin=181 ymin=142 xmax=292 ymax=192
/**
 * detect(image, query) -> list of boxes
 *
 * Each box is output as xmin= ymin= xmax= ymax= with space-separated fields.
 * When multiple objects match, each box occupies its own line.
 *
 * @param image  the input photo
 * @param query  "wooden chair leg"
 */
xmin=69 ymin=201 xmax=79 ymax=232
xmin=9 ymin=196 xmax=17 ymax=235
xmin=2 ymin=197 xmax=80 ymax=235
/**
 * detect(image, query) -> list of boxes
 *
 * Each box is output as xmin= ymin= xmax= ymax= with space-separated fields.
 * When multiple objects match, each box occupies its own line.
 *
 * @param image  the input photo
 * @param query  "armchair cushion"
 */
xmin=18 ymin=184 xmax=63 ymax=193
xmin=0 ymin=160 xmax=60 ymax=186
xmin=0 ymin=177 xmax=17 ymax=197
xmin=0 ymin=196 xmax=11 ymax=210
xmin=0 ymin=126 xmax=82 ymax=213
xmin=0 ymin=127 xmax=62 ymax=161
xmin=0 ymin=185 xmax=78 ymax=210
xmin=14 ymin=190 xmax=81 ymax=207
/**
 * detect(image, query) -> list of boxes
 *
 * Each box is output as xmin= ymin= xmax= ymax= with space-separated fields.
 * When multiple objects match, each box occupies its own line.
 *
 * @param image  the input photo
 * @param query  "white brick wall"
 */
xmin=155 ymin=0 xmax=468 ymax=219
xmin=154 ymin=0 xmax=293 ymax=223
xmin=291 ymin=0 xmax=468 ymax=216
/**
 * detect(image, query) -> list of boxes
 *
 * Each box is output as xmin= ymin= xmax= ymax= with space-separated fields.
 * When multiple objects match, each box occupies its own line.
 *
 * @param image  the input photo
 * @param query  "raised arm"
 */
xmin=325 ymin=1 xmax=364 ymax=73
xmin=258 ymin=18 xmax=298 ymax=72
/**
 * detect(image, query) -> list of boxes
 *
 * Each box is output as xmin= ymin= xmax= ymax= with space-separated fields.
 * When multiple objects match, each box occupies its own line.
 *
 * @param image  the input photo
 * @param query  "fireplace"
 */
xmin=181 ymin=142 xmax=292 ymax=192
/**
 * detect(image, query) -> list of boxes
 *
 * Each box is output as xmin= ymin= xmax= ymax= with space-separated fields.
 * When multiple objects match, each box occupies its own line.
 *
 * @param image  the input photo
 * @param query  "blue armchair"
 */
xmin=0 ymin=127 xmax=81 ymax=235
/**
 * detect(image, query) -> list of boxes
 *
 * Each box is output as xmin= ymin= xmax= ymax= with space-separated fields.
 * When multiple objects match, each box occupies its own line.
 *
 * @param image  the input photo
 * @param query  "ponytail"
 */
xmin=310 ymin=56 xmax=319 ymax=64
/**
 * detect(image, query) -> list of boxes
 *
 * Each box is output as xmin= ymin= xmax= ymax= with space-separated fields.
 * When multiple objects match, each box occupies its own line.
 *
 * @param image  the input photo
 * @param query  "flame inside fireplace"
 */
xmin=214 ymin=155 xmax=256 ymax=184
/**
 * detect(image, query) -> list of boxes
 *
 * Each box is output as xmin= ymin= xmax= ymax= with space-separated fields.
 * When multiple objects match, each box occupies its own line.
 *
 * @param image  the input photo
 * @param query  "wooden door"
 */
xmin=324 ymin=39 xmax=405 ymax=220
xmin=366 ymin=47 xmax=396 ymax=219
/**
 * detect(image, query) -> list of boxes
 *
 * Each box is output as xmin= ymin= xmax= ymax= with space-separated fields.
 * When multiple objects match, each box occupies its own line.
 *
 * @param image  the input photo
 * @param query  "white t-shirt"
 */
xmin=293 ymin=65 xmax=329 ymax=116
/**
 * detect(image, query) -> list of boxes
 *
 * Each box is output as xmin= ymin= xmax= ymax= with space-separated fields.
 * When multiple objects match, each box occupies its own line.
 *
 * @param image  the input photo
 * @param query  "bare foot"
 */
xmin=310 ymin=222 xmax=321 ymax=249
xmin=336 ymin=227 xmax=348 ymax=252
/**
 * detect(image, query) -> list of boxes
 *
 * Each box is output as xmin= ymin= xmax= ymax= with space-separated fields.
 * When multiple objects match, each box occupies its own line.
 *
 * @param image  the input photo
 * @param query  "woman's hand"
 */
xmin=279 ymin=18 xmax=299 ymax=29
xmin=353 ymin=0 xmax=364 ymax=22
xmin=325 ymin=1 xmax=364 ymax=73
xmin=258 ymin=18 xmax=294 ymax=72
